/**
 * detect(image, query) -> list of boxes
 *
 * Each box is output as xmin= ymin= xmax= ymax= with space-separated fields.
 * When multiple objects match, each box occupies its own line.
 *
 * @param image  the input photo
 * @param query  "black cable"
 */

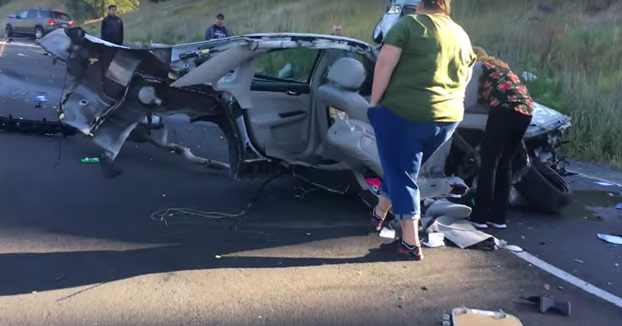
xmin=51 ymin=50 xmax=71 ymax=170
xmin=151 ymin=172 xmax=289 ymax=228
xmin=52 ymin=136 xmax=62 ymax=170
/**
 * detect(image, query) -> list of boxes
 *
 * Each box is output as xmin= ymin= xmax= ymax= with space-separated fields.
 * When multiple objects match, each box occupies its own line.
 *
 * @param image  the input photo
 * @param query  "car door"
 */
xmin=13 ymin=10 xmax=29 ymax=33
xmin=25 ymin=9 xmax=39 ymax=35
xmin=245 ymin=47 xmax=319 ymax=159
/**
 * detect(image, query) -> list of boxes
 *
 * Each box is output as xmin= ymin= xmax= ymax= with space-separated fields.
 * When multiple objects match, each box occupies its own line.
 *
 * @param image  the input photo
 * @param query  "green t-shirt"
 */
xmin=381 ymin=14 xmax=476 ymax=122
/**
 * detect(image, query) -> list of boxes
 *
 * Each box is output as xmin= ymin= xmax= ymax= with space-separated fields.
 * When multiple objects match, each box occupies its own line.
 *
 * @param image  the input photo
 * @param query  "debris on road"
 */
xmin=80 ymin=157 xmax=100 ymax=163
xmin=597 ymin=233 xmax=622 ymax=245
xmin=379 ymin=227 xmax=396 ymax=240
xmin=451 ymin=308 xmax=524 ymax=326
xmin=573 ymin=259 xmax=585 ymax=264
xmin=505 ymin=245 xmax=524 ymax=253
xmin=595 ymin=181 xmax=614 ymax=187
xmin=522 ymin=296 xmax=571 ymax=316
xmin=543 ymin=283 xmax=551 ymax=290
xmin=423 ymin=232 xmax=445 ymax=248
xmin=33 ymin=95 xmax=47 ymax=108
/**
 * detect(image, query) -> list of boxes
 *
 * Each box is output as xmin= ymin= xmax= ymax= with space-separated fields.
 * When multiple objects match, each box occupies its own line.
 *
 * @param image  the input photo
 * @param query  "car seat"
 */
xmin=317 ymin=57 xmax=370 ymax=123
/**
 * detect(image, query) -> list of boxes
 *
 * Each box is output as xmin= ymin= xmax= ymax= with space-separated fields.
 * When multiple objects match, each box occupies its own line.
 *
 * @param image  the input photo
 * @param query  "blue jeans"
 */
xmin=368 ymin=105 xmax=459 ymax=220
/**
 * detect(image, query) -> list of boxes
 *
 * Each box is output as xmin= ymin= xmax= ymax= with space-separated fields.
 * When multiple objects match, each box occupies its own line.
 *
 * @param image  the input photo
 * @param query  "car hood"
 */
xmin=526 ymin=102 xmax=571 ymax=138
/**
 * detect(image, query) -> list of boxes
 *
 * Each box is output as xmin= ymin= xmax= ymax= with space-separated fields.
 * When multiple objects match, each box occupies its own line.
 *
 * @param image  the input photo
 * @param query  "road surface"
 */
xmin=1 ymin=37 xmax=621 ymax=326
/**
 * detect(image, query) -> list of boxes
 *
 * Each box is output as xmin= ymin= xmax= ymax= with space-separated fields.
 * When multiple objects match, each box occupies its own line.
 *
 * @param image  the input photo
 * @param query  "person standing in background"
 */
xmin=204 ymin=13 xmax=230 ymax=40
xmin=101 ymin=5 xmax=124 ymax=45
xmin=332 ymin=24 xmax=344 ymax=36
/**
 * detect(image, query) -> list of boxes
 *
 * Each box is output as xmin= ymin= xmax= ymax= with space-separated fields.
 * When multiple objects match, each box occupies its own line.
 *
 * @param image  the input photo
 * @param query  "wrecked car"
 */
xmin=372 ymin=0 xmax=421 ymax=43
xmin=38 ymin=28 xmax=572 ymax=213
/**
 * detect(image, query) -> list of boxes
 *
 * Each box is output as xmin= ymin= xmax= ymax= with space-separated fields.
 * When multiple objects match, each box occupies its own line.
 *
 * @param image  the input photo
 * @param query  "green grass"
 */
xmin=2 ymin=0 xmax=622 ymax=168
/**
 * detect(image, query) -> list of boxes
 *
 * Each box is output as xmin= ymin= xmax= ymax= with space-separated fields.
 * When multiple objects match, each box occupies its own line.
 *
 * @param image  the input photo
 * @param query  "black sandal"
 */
xmin=370 ymin=208 xmax=390 ymax=232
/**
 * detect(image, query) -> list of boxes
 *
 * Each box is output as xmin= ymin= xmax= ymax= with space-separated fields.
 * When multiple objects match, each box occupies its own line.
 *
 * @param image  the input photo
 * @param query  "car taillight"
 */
xmin=47 ymin=19 xmax=56 ymax=26
xmin=69 ymin=21 xmax=75 ymax=26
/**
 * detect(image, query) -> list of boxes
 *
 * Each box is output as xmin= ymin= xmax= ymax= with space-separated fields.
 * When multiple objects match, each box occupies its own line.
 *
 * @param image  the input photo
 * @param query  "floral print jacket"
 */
xmin=479 ymin=63 xmax=533 ymax=116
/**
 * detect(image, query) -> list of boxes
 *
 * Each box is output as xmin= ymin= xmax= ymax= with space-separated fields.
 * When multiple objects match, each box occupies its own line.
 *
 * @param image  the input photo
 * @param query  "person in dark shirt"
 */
xmin=469 ymin=46 xmax=534 ymax=230
xmin=101 ymin=5 xmax=124 ymax=45
xmin=204 ymin=13 xmax=230 ymax=40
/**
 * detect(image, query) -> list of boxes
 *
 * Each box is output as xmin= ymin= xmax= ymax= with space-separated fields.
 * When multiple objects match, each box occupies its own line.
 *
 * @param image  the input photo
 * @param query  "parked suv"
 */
xmin=5 ymin=8 xmax=75 ymax=39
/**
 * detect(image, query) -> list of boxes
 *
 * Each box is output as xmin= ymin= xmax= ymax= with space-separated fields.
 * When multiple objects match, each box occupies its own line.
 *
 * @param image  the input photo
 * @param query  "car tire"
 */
xmin=34 ymin=26 xmax=44 ymax=39
xmin=514 ymin=159 xmax=572 ymax=214
xmin=5 ymin=25 xmax=13 ymax=37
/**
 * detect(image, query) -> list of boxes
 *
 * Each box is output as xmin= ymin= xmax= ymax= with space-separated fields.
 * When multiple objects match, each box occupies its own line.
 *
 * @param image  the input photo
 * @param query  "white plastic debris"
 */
xmin=379 ymin=227 xmax=396 ymax=240
xmin=423 ymin=232 xmax=445 ymax=248
xmin=595 ymin=181 xmax=614 ymax=187
xmin=597 ymin=234 xmax=622 ymax=245
xmin=505 ymin=245 xmax=524 ymax=253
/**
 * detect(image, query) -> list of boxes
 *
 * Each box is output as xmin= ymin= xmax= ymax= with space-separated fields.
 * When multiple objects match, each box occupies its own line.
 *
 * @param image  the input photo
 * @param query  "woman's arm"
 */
xmin=370 ymin=45 xmax=402 ymax=107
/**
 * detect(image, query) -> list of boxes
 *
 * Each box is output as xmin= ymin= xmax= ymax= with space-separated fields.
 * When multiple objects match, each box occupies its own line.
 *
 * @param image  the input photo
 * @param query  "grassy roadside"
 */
xmin=2 ymin=0 xmax=621 ymax=169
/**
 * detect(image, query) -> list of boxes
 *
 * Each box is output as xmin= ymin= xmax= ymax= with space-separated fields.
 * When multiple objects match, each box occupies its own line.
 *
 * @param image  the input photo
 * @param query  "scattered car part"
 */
xmin=0 ymin=115 xmax=77 ymax=136
xmin=521 ymin=296 xmax=571 ymax=316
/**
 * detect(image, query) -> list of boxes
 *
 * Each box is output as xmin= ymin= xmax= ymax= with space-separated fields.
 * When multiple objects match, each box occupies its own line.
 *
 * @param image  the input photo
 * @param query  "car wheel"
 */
xmin=34 ymin=26 xmax=44 ymax=39
xmin=5 ymin=25 xmax=13 ymax=37
xmin=514 ymin=159 xmax=572 ymax=214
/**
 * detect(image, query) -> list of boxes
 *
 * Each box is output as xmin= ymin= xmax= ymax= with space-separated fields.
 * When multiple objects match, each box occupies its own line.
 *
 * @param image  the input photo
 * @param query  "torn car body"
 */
xmin=38 ymin=28 xmax=572 ymax=212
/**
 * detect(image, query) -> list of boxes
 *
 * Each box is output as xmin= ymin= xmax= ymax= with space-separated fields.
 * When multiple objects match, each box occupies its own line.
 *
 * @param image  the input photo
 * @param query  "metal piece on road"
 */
xmin=522 ymin=296 xmax=571 ymax=316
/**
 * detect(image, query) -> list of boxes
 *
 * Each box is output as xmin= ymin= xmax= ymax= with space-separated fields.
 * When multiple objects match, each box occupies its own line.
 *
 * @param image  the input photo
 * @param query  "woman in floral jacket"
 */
xmin=469 ymin=47 xmax=534 ymax=230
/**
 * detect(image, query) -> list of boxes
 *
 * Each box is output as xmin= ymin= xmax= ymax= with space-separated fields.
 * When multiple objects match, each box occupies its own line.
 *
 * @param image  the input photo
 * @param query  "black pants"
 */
xmin=472 ymin=109 xmax=532 ymax=224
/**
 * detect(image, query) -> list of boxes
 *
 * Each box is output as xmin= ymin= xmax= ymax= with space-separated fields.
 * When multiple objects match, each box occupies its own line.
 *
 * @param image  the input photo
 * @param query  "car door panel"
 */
xmin=247 ymin=88 xmax=312 ymax=156
xmin=240 ymin=48 xmax=319 ymax=159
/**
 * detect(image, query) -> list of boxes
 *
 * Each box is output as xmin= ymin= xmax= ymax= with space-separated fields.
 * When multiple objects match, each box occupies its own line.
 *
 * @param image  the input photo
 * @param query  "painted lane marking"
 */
xmin=512 ymin=250 xmax=622 ymax=308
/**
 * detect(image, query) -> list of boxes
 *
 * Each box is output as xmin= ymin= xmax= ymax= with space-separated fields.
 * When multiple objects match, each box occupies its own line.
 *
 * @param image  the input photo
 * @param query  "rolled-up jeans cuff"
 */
xmin=394 ymin=213 xmax=421 ymax=221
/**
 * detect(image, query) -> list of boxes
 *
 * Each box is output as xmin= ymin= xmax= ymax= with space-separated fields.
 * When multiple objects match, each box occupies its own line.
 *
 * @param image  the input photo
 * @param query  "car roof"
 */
xmin=28 ymin=8 xmax=70 ymax=14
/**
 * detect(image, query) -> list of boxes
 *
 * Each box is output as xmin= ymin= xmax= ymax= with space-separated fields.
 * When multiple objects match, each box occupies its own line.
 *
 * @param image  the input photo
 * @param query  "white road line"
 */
xmin=568 ymin=169 xmax=622 ymax=188
xmin=1 ymin=40 xmax=42 ymax=49
xmin=512 ymin=250 xmax=622 ymax=308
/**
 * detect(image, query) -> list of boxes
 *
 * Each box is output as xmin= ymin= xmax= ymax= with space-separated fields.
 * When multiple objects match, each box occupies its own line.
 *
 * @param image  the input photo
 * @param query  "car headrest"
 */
xmin=327 ymin=57 xmax=366 ymax=91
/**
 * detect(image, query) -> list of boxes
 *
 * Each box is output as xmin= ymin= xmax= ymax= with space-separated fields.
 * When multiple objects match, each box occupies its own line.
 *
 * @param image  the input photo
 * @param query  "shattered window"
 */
xmin=254 ymin=48 xmax=319 ymax=83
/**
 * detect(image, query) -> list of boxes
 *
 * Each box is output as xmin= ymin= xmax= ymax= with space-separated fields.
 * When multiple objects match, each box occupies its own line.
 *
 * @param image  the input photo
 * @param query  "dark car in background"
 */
xmin=5 ymin=8 xmax=75 ymax=39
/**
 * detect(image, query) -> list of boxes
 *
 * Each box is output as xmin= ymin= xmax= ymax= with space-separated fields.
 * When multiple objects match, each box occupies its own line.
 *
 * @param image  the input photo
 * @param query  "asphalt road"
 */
xmin=1 ymin=38 xmax=621 ymax=326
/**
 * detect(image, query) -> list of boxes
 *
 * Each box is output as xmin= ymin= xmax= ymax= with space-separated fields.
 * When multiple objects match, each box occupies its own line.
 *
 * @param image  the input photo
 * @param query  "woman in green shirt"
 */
xmin=368 ymin=0 xmax=475 ymax=260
